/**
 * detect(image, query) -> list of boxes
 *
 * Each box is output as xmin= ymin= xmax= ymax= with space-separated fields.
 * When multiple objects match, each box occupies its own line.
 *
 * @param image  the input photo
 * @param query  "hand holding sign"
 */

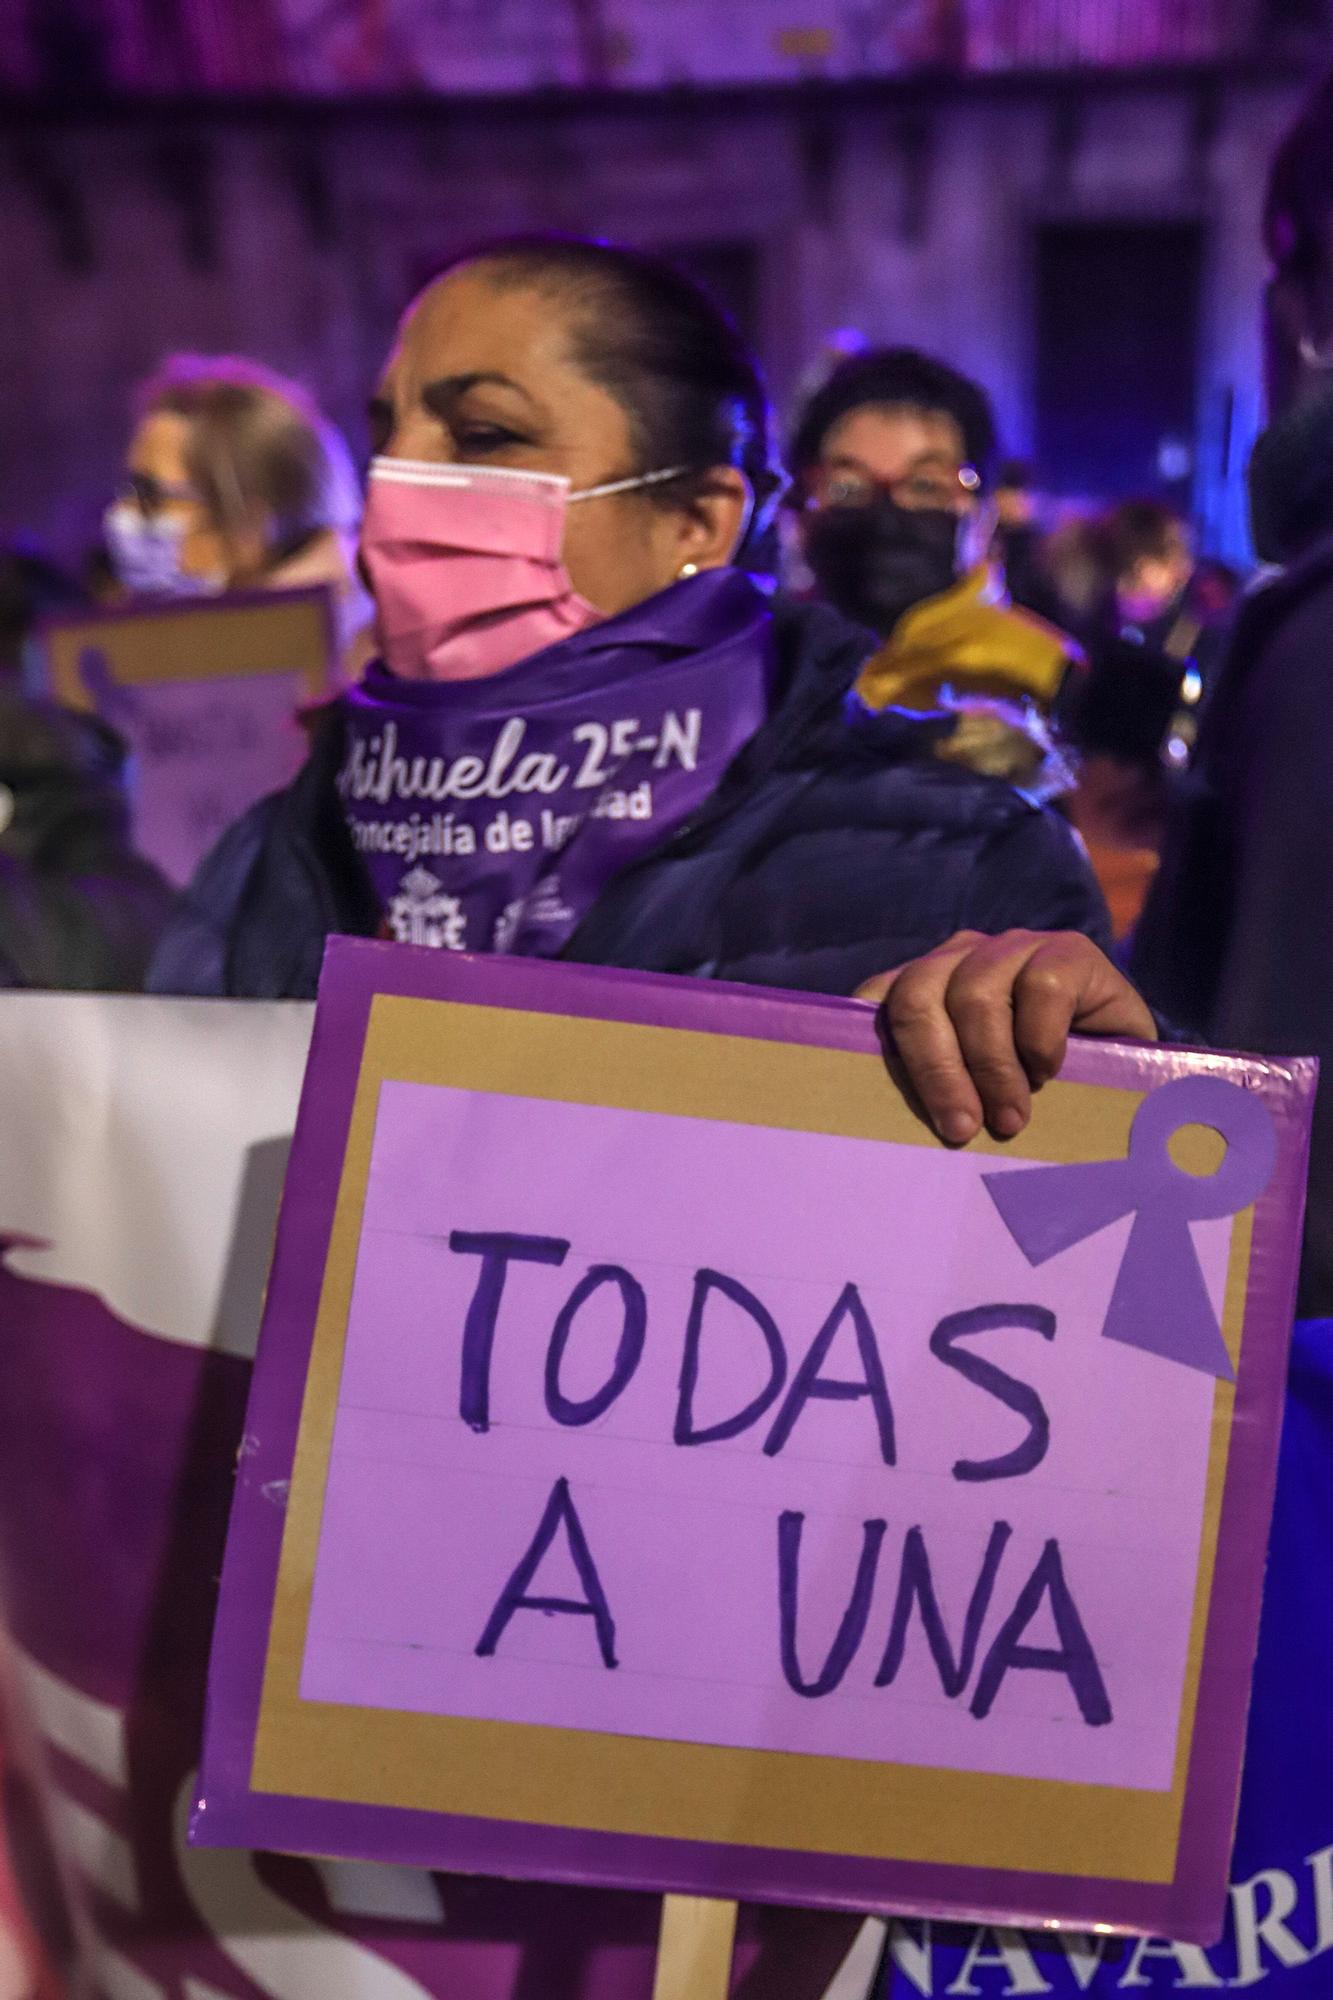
xmin=859 ymin=928 xmax=1159 ymax=1144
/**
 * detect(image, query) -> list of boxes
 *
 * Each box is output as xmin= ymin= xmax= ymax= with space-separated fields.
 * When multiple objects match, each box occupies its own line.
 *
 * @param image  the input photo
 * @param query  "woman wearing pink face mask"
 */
xmin=150 ymin=235 xmax=1154 ymax=1156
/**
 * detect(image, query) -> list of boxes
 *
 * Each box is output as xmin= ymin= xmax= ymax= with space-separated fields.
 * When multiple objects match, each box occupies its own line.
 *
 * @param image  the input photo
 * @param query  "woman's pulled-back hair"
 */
xmin=135 ymin=355 xmax=361 ymax=560
xmin=439 ymin=235 xmax=785 ymax=558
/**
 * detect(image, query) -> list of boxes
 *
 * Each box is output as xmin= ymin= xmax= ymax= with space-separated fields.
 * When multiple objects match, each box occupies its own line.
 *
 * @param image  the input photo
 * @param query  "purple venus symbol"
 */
xmin=983 ymin=1075 xmax=1278 ymax=1381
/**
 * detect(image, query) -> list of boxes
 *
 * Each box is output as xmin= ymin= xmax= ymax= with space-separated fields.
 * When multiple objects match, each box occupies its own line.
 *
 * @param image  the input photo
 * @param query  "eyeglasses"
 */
xmin=118 ymin=471 xmax=203 ymax=518
xmin=811 ymin=465 xmax=981 ymax=512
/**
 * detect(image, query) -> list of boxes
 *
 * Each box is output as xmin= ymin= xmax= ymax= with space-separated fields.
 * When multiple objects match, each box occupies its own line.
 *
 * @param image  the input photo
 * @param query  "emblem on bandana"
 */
xmin=386 ymin=867 xmax=468 ymax=950
xmin=493 ymin=899 xmax=526 ymax=953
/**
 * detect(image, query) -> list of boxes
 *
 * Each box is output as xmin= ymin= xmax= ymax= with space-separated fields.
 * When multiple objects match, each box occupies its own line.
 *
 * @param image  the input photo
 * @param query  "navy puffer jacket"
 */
xmin=147 ymin=596 xmax=1109 ymax=1000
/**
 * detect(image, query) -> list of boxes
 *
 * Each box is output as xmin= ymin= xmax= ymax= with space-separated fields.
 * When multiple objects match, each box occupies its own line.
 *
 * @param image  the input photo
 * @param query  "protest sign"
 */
xmin=0 ymin=986 xmax=1325 ymax=1998
xmin=40 ymin=588 xmax=335 ymax=886
xmin=195 ymin=941 xmax=1314 ymax=1947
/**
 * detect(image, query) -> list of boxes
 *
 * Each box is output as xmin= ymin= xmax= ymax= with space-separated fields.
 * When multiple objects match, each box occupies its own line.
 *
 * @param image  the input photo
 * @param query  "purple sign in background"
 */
xmin=117 ymin=670 xmax=311 ymax=888
xmin=38 ymin=586 xmax=337 ymax=890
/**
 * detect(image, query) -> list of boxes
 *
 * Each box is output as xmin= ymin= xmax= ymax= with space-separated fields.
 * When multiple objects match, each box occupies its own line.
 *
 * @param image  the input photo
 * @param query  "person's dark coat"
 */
xmin=1131 ymin=540 xmax=1333 ymax=1311
xmin=0 ymin=685 xmax=173 ymax=990
xmin=148 ymin=596 xmax=1110 ymax=1003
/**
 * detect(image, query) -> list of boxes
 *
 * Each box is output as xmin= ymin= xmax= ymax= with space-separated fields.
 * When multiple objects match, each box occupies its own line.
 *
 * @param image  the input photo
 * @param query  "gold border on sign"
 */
xmin=251 ymin=996 xmax=1251 ymax=1885
xmin=44 ymin=592 xmax=333 ymax=710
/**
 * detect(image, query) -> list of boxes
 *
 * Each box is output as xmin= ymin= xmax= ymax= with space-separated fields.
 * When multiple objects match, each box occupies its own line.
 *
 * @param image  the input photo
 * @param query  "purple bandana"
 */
xmin=338 ymin=570 xmax=773 ymax=958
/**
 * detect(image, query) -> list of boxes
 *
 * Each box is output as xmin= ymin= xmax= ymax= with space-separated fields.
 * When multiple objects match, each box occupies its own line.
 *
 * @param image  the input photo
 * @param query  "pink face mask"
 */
xmin=360 ymin=456 xmax=687 ymax=683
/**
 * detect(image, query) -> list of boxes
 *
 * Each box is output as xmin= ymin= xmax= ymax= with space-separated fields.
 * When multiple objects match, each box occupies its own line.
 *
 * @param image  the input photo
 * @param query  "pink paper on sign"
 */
xmin=300 ymin=1079 xmax=1227 ymax=1794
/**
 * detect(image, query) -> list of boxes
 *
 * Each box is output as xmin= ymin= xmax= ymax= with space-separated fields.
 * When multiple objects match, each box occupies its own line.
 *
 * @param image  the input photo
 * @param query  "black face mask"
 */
xmin=804 ymin=500 xmax=962 ymax=636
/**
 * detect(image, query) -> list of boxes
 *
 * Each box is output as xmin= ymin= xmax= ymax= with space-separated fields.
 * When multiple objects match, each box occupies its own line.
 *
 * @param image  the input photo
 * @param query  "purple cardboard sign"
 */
xmin=39 ymin=588 xmax=336 ymax=887
xmin=194 ymin=940 xmax=1315 ymax=1946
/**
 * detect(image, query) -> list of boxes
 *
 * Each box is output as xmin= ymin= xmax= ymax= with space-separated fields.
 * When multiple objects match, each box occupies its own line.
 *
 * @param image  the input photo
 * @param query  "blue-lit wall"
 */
xmin=0 ymin=70 xmax=1308 ymax=569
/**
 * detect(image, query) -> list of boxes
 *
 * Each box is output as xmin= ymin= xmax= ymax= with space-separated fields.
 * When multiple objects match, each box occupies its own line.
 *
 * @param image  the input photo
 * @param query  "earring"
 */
xmin=678 ymin=560 xmax=700 ymax=579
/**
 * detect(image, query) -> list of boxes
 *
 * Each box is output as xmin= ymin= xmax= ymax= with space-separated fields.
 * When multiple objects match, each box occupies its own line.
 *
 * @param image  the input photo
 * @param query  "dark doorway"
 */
xmin=1034 ymin=220 xmax=1204 ymax=505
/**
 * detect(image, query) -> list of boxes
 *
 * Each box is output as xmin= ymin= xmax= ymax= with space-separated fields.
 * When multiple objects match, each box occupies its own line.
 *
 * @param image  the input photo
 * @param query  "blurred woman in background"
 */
xmin=106 ymin=355 xmax=372 ymax=671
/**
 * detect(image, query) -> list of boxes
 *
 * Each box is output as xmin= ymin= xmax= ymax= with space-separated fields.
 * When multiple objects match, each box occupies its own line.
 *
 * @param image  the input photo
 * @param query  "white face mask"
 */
xmin=103 ymin=503 xmax=225 ymax=599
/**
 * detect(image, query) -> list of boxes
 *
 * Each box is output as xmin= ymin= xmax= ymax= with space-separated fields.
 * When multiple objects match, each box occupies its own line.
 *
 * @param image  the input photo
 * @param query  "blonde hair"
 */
xmin=135 ymin=354 xmax=360 ymax=560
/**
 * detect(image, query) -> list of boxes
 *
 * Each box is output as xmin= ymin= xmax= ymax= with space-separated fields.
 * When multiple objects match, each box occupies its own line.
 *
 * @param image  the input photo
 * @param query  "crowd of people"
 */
xmin=2 ymin=68 xmax=1333 ymax=1311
